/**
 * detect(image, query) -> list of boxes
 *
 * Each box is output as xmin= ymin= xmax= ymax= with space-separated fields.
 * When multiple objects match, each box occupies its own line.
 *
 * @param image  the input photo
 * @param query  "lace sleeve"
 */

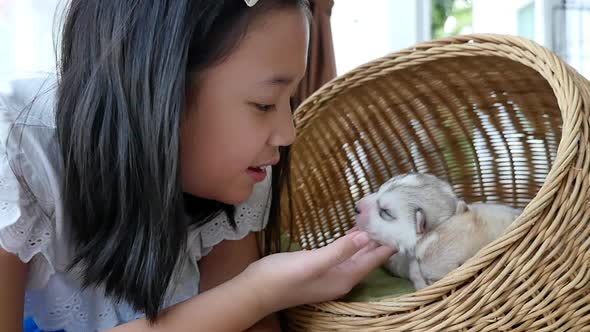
xmin=193 ymin=169 xmax=273 ymax=259
xmin=0 ymin=91 xmax=59 ymax=290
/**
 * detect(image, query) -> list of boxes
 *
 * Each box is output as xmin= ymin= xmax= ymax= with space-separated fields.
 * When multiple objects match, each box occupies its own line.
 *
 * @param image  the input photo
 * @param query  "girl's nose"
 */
xmin=269 ymin=107 xmax=296 ymax=147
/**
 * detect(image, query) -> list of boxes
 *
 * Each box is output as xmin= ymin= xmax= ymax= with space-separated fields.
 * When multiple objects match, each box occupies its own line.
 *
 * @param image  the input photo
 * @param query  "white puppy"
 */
xmin=414 ymin=201 xmax=522 ymax=289
xmin=354 ymin=173 xmax=459 ymax=286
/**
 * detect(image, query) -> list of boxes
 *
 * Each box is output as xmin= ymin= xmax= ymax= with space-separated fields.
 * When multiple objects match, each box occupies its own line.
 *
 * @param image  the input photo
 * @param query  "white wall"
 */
xmin=472 ymin=0 xmax=563 ymax=48
xmin=534 ymin=0 xmax=563 ymax=49
xmin=3 ymin=0 xmax=586 ymax=86
xmin=0 ymin=0 xmax=63 ymax=93
xmin=472 ymin=0 xmax=525 ymax=36
xmin=332 ymin=0 xmax=431 ymax=75
xmin=556 ymin=0 xmax=590 ymax=77
xmin=472 ymin=0 xmax=589 ymax=77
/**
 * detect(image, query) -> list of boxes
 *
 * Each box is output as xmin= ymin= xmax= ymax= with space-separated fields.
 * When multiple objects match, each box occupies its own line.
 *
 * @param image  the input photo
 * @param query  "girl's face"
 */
xmin=181 ymin=7 xmax=309 ymax=205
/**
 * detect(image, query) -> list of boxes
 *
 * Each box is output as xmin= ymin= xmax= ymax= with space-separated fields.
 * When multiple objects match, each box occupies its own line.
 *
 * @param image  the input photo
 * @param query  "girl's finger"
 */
xmin=307 ymin=232 xmax=370 ymax=271
xmin=337 ymin=245 xmax=397 ymax=281
xmin=350 ymin=241 xmax=380 ymax=260
xmin=345 ymin=226 xmax=359 ymax=235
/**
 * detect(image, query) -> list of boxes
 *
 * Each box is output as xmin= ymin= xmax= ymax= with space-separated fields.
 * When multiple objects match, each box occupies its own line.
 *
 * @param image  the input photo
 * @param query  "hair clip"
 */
xmin=244 ymin=0 xmax=259 ymax=7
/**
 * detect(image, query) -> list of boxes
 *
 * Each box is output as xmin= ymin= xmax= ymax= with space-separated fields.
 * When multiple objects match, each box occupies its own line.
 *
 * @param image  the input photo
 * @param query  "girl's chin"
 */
xmin=217 ymin=180 xmax=256 ymax=206
xmin=185 ymin=173 xmax=258 ymax=205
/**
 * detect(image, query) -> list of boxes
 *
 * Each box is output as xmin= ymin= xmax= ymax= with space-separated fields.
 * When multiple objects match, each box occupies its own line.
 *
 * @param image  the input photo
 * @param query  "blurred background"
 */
xmin=332 ymin=0 xmax=589 ymax=76
xmin=0 ymin=0 xmax=588 ymax=91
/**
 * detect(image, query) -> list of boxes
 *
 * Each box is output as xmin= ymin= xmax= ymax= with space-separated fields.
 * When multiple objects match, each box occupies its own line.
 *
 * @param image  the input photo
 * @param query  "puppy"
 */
xmin=414 ymin=201 xmax=522 ymax=289
xmin=354 ymin=173 xmax=459 ymax=286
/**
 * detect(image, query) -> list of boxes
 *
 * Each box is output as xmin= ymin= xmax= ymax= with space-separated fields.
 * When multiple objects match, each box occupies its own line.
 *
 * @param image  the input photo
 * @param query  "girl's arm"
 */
xmin=0 ymin=249 xmax=28 ymax=332
xmin=108 ymin=272 xmax=271 ymax=332
xmin=0 ymin=247 xmax=273 ymax=332
xmin=1 ymin=230 xmax=394 ymax=332
xmin=198 ymin=233 xmax=281 ymax=331
xmin=110 ymin=230 xmax=393 ymax=332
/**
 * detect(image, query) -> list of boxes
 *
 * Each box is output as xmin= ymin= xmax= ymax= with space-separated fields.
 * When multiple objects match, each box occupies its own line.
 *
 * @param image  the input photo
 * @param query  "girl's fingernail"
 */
xmin=353 ymin=232 xmax=370 ymax=248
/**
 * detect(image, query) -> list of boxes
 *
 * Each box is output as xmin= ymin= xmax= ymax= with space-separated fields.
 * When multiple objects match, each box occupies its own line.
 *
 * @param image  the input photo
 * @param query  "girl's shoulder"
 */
xmin=1 ymin=75 xmax=57 ymax=129
xmin=0 ymin=74 xmax=64 ymax=288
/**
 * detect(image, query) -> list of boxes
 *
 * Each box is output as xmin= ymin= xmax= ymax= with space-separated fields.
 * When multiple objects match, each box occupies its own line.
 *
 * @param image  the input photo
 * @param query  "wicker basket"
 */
xmin=283 ymin=34 xmax=590 ymax=331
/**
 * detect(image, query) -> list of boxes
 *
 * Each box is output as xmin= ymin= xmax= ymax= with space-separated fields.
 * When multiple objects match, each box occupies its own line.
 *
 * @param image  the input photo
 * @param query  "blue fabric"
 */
xmin=24 ymin=318 xmax=65 ymax=332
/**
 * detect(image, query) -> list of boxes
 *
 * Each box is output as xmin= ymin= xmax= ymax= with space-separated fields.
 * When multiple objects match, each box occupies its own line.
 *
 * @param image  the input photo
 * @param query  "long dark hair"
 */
xmin=54 ymin=0 xmax=309 ymax=322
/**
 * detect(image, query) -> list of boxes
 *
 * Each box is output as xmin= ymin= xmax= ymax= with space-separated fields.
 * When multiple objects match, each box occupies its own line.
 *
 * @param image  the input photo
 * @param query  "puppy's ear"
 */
xmin=455 ymin=200 xmax=469 ymax=214
xmin=416 ymin=208 xmax=426 ymax=234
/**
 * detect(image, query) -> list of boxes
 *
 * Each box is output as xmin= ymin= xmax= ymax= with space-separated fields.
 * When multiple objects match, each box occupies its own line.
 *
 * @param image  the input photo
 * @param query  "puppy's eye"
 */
xmin=379 ymin=208 xmax=395 ymax=221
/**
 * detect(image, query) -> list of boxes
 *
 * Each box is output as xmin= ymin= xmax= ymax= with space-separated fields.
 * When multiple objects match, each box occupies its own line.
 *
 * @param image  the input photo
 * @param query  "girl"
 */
xmin=0 ymin=1 xmax=396 ymax=331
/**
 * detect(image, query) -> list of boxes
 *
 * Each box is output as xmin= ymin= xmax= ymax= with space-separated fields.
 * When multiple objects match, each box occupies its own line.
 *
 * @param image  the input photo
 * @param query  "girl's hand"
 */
xmin=241 ymin=231 xmax=396 ymax=313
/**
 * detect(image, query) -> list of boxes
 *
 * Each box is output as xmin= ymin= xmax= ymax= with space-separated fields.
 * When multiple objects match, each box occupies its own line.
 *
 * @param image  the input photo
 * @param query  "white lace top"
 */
xmin=0 ymin=76 xmax=272 ymax=332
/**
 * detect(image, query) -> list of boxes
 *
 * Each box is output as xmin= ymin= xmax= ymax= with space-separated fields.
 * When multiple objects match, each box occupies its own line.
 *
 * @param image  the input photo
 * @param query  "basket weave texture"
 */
xmin=284 ymin=34 xmax=590 ymax=331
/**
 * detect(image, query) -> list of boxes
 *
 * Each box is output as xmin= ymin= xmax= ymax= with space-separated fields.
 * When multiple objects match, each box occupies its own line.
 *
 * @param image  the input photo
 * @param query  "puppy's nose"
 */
xmin=354 ymin=203 xmax=361 ymax=214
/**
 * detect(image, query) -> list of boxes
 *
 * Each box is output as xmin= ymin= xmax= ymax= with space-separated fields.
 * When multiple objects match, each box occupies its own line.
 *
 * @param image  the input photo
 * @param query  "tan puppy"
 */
xmin=414 ymin=201 xmax=522 ymax=289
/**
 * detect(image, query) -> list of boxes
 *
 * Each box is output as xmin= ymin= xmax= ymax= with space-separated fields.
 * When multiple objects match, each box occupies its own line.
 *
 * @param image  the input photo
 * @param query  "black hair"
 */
xmin=53 ymin=0 xmax=310 ymax=322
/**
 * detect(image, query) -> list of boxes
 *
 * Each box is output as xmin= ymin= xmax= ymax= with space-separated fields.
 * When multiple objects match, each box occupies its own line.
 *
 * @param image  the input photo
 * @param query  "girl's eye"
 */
xmin=379 ymin=208 xmax=395 ymax=221
xmin=255 ymin=103 xmax=275 ymax=112
xmin=253 ymin=98 xmax=297 ymax=113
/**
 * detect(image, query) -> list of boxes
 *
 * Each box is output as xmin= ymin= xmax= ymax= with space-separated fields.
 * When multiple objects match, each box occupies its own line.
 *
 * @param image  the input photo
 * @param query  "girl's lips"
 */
xmin=246 ymin=157 xmax=278 ymax=182
xmin=246 ymin=166 xmax=267 ymax=182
